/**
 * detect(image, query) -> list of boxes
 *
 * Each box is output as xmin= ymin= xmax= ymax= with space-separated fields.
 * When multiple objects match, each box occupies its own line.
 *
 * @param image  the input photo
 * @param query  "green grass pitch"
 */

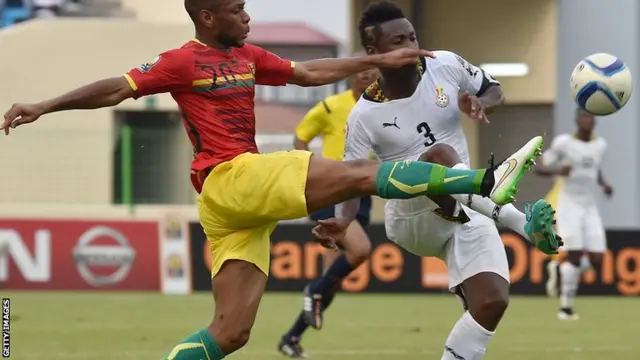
xmin=5 ymin=292 xmax=639 ymax=360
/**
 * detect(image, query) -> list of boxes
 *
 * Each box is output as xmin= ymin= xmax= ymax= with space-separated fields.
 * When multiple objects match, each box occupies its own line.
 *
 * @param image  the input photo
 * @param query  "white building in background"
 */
xmin=246 ymin=0 xmax=350 ymax=47
xmin=120 ymin=0 xmax=351 ymax=49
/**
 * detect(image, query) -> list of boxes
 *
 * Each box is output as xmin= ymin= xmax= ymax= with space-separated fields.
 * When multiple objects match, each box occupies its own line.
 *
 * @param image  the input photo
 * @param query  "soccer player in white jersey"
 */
xmin=312 ymin=3 xmax=562 ymax=360
xmin=537 ymin=110 xmax=612 ymax=321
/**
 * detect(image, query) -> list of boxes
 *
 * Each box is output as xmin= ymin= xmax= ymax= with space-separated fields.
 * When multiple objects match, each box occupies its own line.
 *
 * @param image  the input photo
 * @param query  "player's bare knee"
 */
xmin=344 ymin=238 xmax=371 ymax=265
xmin=210 ymin=320 xmax=252 ymax=354
xmin=418 ymin=143 xmax=460 ymax=166
xmin=466 ymin=275 xmax=510 ymax=321
xmin=475 ymin=290 xmax=509 ymax=319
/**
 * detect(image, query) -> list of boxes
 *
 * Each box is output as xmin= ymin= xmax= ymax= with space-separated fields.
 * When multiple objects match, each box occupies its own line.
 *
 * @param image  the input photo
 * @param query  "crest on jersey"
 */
xmin=247 ymin=63 xmax=256 ymax=75
xmin=138 ymin=55 xmax=161 ymax=73
xmin=435 ymin=86 xmax=449 ymax=108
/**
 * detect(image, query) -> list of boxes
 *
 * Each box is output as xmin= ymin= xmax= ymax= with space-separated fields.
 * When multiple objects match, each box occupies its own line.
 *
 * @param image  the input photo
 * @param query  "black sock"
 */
xmin=309 ymin=254 xmax=355 ymax=295
xmin=286 ymin=312 xmax=309 ymax=339
xmin=480 ymin=168 xmax=495 ymax=196
xmin=321 ymin=288 xmax=337 ymax=311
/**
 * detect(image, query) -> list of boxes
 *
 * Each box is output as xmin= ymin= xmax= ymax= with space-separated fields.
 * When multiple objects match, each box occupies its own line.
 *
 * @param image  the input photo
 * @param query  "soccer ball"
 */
xmin=570 ymin=53 xmax=632 ymax=116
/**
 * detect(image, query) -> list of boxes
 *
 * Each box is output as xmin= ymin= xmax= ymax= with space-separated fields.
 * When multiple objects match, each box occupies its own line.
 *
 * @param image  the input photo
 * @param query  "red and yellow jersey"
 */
xmin=124 ymin=39 xmax=295 ymax=191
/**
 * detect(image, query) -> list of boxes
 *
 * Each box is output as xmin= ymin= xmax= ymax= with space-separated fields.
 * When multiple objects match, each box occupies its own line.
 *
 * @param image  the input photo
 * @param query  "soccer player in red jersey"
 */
xmin=2 ymin=1 xmax=534 ymax=359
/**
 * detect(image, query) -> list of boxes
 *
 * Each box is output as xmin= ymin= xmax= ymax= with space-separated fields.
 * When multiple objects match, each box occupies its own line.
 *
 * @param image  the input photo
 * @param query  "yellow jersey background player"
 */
xmin=279 ymin=65 xmax=378 ymax=358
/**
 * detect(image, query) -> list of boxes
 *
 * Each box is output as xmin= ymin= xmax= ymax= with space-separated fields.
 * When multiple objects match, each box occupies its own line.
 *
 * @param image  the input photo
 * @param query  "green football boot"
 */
xmin=524 ymin=199 xmax=563 ymax=254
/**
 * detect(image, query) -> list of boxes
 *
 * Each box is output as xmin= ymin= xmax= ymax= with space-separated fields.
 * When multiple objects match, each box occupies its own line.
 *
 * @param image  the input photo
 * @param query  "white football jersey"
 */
xmin=344 ymin=51 xmax=499 ymax=166
xmin=542 ymin=134 xmax=607 ymax=204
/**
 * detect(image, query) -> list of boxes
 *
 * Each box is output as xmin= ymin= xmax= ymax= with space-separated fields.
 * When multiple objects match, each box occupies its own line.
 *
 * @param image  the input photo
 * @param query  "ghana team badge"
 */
xmin=435 ymin=86 xmax=449 ymax=108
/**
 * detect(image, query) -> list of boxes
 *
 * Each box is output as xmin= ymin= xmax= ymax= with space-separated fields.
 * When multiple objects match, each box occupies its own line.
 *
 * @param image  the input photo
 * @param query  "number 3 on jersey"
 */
xmin=417 ymin=122 xmax=437 ymax=147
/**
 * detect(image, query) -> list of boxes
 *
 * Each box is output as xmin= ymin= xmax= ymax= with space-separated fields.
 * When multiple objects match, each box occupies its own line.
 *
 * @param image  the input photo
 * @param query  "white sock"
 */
xmin=451 ymin=163 xmax=530 ymax=241
xmin=441 ymin=311 xmax=494 ymax=360
xmin=580 ymin=255 xmax=593 ymax=271
xmin=560 ymin=262 xmax=580 ymax=309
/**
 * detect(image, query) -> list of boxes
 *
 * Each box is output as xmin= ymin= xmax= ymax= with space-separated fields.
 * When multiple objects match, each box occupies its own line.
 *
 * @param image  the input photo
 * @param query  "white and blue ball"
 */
xmin=570 ymin=53 xmax=632 ymax=116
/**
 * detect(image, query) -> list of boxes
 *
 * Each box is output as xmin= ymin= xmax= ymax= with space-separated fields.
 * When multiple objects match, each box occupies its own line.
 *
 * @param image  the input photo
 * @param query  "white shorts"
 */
xmin=385 ymin=197 xmax=510 ymax=290
xmin=557 ymin=195 xmax=606 ymax=253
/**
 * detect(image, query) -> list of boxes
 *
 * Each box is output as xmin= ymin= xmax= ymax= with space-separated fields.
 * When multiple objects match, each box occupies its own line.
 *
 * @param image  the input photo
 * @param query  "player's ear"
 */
xmin=199 ymin=9 xmax=216 ymax=28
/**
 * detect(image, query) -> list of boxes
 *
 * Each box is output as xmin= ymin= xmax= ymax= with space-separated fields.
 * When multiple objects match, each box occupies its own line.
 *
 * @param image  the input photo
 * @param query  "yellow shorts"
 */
xmin=198 ymin=150 xmax=312 ymax=277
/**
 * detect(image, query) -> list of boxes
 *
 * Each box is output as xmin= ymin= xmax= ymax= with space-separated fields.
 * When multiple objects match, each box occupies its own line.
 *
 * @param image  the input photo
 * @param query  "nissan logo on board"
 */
xmin=72 ymin=226 xmax=136 ymax=286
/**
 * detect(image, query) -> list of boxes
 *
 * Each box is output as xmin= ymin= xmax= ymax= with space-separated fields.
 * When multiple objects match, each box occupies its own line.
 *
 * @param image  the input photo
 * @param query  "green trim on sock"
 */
xmin=472 ymin=169 xmax=487 ymax=194
xmin=375 ymin=161 xmax=488 ymax=199
xmin=427 ymin=163 xmax=447 ymax=193
xmin=162 ymin=329 xmax=225 ymax=360
xmin=198 ymin=329 xmax=225 ymax=360
xmin=375 ymin=161 xmax=395 ymax=196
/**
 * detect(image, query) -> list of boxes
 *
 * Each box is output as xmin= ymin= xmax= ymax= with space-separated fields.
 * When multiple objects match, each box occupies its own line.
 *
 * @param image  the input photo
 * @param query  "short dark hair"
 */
xmin=358 ymin=1 xmax=406 ymax=47
xmin=184 ymin=0 xmax=219 ymax=23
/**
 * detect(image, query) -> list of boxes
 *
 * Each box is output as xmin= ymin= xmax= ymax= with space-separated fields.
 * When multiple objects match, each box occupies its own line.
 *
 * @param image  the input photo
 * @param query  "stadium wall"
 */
xmin=0 ymin=20 xmax=195 ymax=205
xmin=350 ymin=0 xmax=557 ymax=105
xmin=188 ymin=223 xmax=640 ymax=296
xmin=421 ymin=0 xmax=557 ymax=105
xmin=4 ymin=218 xmax=638 ymax=295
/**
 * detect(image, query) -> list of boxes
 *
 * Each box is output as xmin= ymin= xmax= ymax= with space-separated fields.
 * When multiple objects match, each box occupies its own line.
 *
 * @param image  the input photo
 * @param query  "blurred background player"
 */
xmin=537 ymin=109 xmax=613 ymax=320
xmin=278 ymin=65 xmax=378 ymax=358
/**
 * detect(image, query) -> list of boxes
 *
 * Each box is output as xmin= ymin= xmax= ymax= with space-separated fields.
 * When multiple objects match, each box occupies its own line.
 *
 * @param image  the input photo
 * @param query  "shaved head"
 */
xmin=184 ymin=0 xmax=251 ymax=49
xmin=184 ymin=0 xmax=218 ymax=23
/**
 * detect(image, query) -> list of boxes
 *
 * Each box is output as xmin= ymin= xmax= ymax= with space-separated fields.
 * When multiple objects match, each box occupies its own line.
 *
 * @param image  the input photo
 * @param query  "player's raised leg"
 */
xmin=305 ymin=139 xmax=545 ymax=216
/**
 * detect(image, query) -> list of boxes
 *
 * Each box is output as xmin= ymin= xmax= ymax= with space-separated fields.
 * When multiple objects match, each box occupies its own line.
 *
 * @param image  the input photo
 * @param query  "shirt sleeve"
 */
xmin=599 ymin=138 xmax=609 ymax=166
xmin=438 ymin=51 xmax=500 ymax=96
xmin=542 ymin=135 xmax=567 ymax=167
xmin=247 ymin=44 xmax=295 ymax=86
xmin=295 ymin=100 xmax=328 ymax=143
xmin=124 ymin=49 xmax=191 ymax=99
xmin=343 ymin=112 xmax=373 ymax=161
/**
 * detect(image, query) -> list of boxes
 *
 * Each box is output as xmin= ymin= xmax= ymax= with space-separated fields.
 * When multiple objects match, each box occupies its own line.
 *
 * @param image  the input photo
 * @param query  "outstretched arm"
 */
xmin=290 ymin=48 xmax=434 ymax=87
xmin=38 ymin=77 xmax=131 ymax=113
xmin=251 ymin=45 xmax=432 ymax=87
xmin=447 ymin=52 xmax=504 ymax=121
xmin=477 ymin=85 xmax=505 ymax=114
xmin=3 ymin=50 xmax=189 ymax=134
xmin=2 ymin=77 xmax=133 ymax=134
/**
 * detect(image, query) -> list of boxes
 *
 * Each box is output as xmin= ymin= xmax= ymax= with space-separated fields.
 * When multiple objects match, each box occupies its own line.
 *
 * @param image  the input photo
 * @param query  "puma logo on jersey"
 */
xmin=383 ymin=117 xmax=400 ymax=129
